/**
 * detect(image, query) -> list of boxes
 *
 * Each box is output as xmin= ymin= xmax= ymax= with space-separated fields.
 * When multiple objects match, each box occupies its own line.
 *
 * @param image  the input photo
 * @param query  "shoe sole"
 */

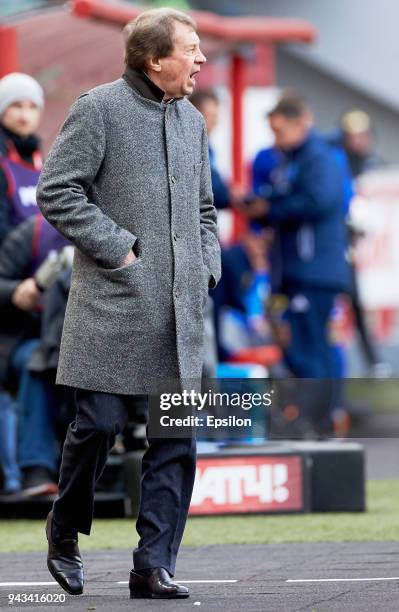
xmin=47 ymin=559 xmax=83 ymax=596
xmin=130 ymin=589 xmax=189 ymax=599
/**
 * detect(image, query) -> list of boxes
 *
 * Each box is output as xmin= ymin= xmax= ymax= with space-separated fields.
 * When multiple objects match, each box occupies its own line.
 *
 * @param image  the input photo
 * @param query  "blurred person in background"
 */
xmin=243 ymin=91 xmax=350 ymax=388
xmin=190 ymin=89 xmax=246 ymax=209
xmin=328 ymin=110 xmax=389 ymax=377
xmin=190 ymin=89 xmax=237 ymax=378
xmin=191 ymin=89 xmax=256 ymax=376
xmin=0 ymin=213 xmax=69 ymax=496
xmin=190 ymin=90 xmax=230 ymax=209
xmin=0 ymin=73 xmax=44 ymax=244
xmin=344 ymin=216 xmax=391 ymax=378
xmin=251 ymin=144 xmax=282 ymax=201
xmin=333 ymin=109 xmax=384 ymax=178
xmin=212 ymin=224 xmax=274 ymax=361
xmin=251 ymin=106 xmax=354 ymax=377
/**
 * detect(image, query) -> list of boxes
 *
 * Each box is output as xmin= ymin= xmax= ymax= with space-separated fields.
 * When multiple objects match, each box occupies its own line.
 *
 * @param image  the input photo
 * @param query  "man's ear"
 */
xmin=147 ymin=56 xmax=162 ymax=73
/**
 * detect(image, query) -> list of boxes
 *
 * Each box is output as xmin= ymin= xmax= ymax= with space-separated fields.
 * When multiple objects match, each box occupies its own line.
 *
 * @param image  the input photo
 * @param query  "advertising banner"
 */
xmin=190 ymin=454 xmax=305 ymax=515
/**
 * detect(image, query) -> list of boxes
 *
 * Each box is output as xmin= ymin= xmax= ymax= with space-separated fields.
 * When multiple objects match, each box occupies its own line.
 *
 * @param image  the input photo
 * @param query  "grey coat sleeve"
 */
xmin=199 ymin=121 xmax=221 ymax=289
xmin=36 ymin=93 xmax=136 ymax=269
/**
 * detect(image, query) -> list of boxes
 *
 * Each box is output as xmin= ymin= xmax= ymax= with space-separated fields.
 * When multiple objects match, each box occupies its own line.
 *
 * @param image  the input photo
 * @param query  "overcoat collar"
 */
xmin=122 ymin=67 xmax=177 ymax=105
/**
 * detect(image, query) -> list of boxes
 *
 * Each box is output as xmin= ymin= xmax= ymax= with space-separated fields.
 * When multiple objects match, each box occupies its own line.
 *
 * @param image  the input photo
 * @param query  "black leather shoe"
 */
xmin=45 ymin=510 xmax=84 ymax=595
xmin=129 ymin=567 xmax=189 ymax=599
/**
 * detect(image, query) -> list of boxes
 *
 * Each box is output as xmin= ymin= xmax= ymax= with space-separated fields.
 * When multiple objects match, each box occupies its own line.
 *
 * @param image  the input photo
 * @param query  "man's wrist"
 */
xmin=100 ymin=232 xmax=137 ymax=269
xmin=122 ymin=247 xmax=138 ymax=266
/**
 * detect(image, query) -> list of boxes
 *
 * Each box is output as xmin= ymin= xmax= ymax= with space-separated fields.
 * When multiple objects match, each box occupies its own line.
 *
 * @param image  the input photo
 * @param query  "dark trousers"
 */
xmin=282 ymin=286 xmax=341 ymax=427
xmin=283 ymin=286 xmax=337 ymax=378
xmin=51 ymin=388 xmax=196 ymax=576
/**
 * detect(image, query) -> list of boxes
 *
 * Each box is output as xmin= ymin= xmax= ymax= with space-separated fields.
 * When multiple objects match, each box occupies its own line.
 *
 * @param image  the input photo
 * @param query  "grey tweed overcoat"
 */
xmin=36 ymin=77 xmax=221 ymax=395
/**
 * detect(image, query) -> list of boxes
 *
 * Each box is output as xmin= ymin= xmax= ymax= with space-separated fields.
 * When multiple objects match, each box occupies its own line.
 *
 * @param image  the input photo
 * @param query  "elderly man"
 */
xmin=36 ymin=8 xmax=221 ymax=600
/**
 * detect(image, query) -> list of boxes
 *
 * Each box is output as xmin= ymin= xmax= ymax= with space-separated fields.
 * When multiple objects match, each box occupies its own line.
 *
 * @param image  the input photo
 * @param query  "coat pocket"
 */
xmin=73 ymin=255 xmax=150 ymax=331
xmin=86 ymin=255 xmax=146 ymax=302
xmin=96 ymin=256 xmax=143 ymax=277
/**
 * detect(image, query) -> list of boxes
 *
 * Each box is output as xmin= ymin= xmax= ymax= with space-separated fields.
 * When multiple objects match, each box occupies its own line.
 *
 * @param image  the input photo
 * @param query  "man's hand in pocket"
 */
xmin=122 ymin=249 xmax=137 ymax=267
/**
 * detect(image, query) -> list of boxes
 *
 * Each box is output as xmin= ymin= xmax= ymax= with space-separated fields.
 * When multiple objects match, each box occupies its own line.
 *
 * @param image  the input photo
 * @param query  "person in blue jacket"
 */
xmin=246 ymin=90 xmax=351 ymax=381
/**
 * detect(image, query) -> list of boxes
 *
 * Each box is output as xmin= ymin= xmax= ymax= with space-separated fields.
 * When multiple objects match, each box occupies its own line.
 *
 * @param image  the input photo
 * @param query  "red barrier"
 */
xmin=229 ymin=345 xmax=282 ymax=367
xmin=72 ymin=0 xmax=316 ymax=44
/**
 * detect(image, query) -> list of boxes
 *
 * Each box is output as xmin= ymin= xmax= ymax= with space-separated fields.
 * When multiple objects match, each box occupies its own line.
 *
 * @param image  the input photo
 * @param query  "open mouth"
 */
xmin=189 ymin=70 xmax=200 ymax=84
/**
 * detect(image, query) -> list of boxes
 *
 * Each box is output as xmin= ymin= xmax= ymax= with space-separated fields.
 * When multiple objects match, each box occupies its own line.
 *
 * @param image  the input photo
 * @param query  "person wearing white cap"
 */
xmin=0 ymin=72 xmax=54 ymax=498
xmin=0 ymin=72 xmax=44 ymax=244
